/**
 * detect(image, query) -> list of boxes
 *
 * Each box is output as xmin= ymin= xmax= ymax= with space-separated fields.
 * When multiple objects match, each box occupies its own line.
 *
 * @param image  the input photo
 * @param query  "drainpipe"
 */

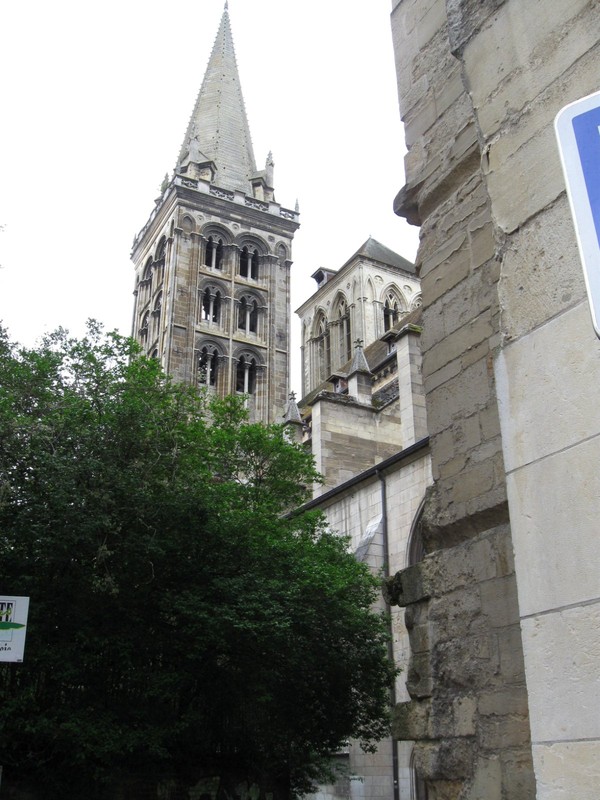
xmin=376 ymin=468 xmax=400 ymax=800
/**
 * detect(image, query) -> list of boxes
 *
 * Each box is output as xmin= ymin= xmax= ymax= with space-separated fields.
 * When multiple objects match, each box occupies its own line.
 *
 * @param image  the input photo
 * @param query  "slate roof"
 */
xmin=342 ymin=236 xmax=417 ymax=275
xmin=177 ymin=5 xmax=256 ymax=194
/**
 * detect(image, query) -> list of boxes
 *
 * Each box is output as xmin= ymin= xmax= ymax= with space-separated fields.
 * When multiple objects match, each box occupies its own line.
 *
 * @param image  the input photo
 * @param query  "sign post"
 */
xmin=555 ymin=89 xmax=600 ymax=338
xmin=0 ymin=596 xmax=29 ymax=663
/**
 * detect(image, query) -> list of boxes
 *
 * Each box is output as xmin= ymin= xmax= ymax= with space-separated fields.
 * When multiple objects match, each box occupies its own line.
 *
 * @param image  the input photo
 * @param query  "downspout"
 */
xmin=376 ymin=468 xmax=400 ymax=800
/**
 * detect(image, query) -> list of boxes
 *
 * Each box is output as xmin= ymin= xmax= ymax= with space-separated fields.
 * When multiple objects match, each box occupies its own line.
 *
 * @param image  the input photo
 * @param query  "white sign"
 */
xmin=0 ymin=596 xmax=30 ymax=662
xmin=555 ymin=90 xmax=600 ymax=338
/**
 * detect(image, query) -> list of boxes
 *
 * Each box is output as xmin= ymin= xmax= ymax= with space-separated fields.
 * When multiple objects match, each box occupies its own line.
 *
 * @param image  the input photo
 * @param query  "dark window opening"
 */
xmin=199 ymin=346 xmax=218 ymax=387
xmin=201 ymin=288 xmax=221 ymax=323
xmin=236 ymin=355 xmax=257 ymax=394
xmin=205 ymin=236 xmax=223 ymax=269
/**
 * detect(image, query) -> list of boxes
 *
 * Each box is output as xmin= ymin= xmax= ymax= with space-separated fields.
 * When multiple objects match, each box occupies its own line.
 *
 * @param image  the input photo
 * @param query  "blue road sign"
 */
xmin=556 ymin=90 xmax=600 ymax=338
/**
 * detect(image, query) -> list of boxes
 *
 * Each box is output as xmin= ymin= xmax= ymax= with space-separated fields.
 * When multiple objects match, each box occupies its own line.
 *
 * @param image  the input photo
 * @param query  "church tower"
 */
xmin=131 ymin=4 xmax=299 ymax=423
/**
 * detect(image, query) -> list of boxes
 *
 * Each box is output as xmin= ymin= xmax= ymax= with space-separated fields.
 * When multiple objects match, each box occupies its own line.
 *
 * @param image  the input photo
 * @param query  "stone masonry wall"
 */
xmin=452 ymin=2 xmax=600 ymax=797
xmin=390 ymin=0 xmax=535 ymax=795
xmin=392 ymin=0 xmax=507 ymax=544
xmin=387 ymin=527 xmax=534 ymax=800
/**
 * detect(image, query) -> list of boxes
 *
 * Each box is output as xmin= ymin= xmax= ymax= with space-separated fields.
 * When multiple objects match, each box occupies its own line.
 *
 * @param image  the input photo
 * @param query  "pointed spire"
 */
xmin=349 ymin=339 xmax=371 ymax=375
xmin=283 ymin=391 xmax=302 ymax=423
xmin=177 ymin=5 xmax=256 ymax=194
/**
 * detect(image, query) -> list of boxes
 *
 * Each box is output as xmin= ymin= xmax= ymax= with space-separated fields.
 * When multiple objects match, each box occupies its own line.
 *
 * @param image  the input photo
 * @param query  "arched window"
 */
xmin=277 ymin=243 xmax=287 ymax=266
xmin=236 ymin=354 xmax=257 ymax=394
xmin=201 ymin=288 xmax=221 ymax=324
xmin=240 ymin=246 xmax=259 ymax=280
xmin=204 ymin=236 xmax=223 ymax=269
xmin=314 ymin=312 xmax=330 ymax=383
xmin=238 ymin=296 xmax=258 ymax=334
xmin=410 ymin=746 xmax=428 ymax=800
xmin=155 ymin=238 xmax=167 ymax=285
xmin=198 ymin=346 xmax=219 ymax=387
xmin=337 ymin=298 xmax=352 ymax=364
xmin=384 ymin=292 xmax=401 ymax=332
xmin=139 ymin=311 xmax=150 ymax=339
xmin=141 ymin=258 xmax=153 ymax=304
xmin=152 ymin=292 xmax=162 ymax=342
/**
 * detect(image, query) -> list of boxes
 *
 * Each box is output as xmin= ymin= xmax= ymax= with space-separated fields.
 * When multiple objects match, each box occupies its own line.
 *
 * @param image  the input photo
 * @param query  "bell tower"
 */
xmin=131 ymin=3 xmax=299 ymax=423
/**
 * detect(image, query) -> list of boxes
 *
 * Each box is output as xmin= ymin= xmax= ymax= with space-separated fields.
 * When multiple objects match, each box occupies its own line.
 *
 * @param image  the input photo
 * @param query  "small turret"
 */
xmin=347 ymin=339 xmax=373 ymax=404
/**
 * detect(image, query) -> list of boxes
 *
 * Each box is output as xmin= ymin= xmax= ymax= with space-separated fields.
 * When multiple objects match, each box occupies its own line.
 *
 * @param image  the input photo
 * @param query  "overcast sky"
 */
xmin=0 ymin=0 xmax=419 ymax=393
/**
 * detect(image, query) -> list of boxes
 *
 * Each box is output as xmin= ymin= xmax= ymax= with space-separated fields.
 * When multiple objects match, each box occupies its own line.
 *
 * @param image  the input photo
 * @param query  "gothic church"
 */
xmin=130 ymin=6 xmax=429 ymax=800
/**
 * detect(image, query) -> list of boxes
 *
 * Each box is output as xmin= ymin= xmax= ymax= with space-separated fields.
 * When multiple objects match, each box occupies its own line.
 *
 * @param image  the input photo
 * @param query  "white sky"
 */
xmin=0 ymin=0 xmax=419 ymax=393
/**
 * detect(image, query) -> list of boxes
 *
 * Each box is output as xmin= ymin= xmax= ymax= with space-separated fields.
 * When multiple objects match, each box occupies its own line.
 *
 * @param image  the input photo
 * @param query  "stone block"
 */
xmin=521 ymin=605 xmax=600 ymax=744
xmin=415 ymin=739 xmax=474 ymax=781
xmin=480 ymin=712 xmax=532 ymax=752
xmin=392 ymin=699 xmax=432 ymax=740
xmin=499 ymin=752 xmax=536 ymax=800
xmin=478 ymin=686 xmax=529 ymax=718
xmin=485 ymin=124 xmax=563 ymax=234
xmin=505 ymin=436 xmax=600 ymax=616
xmin=531 ymin=741 xmax=600 ymax=800
xmin=385 ymin=562 xmax=434 ymax=607
xmin=423 ymin=309 xmax=493 ymax=376
xmin=495 ymin=625 xmax=527 ymax=684
xmin=467 ymin=755 xmax=502 ymax=800
xmin=407 ymin=652 xmax=434 ymax=699
xmin=451 ymin=459 xmax=495 ymax=504
xmin=466 ymin=0 xmax=599 ymax=137
xmin=432 ymin=634 xmax=494 ymax=691
xmin=496 ymin=301 xmax=600 ymax=473
xmin=409 ymin=621 xmax=431 ymax=655
xmin=497 ymin=198 xmax=586 ymax=341
xmin=479 ymin=575 xmax=520 ymax=628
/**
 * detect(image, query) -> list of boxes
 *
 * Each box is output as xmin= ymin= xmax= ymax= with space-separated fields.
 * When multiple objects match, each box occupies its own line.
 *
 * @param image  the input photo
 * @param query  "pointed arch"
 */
xmin=141 ymin=257 xmax=153 ymax=305
xmin=152 ymin=291 xmax=163 ymax=344
xmin=155 ymin=236 xmax=167 ymax=262
xmin=312 ymin=309 xmax=330 ymax=384
xmin=382 ymin=285 xmax=407 ymax=332
xmin=332 ymin=292 xmax=352 ymax=365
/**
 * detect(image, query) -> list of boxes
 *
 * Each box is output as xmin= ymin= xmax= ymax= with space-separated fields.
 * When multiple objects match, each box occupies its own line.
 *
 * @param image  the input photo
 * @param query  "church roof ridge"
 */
xmin=343 ymin=236 xmax=416 ymax=274
xmin=176 ymin=4 xmax=257 ymax=194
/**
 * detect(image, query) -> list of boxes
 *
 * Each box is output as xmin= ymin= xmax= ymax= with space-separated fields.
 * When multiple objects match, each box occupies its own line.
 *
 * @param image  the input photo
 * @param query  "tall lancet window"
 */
xmin=204 ymin=236 xmax=223 ymax=269
xmin=315 ymin=313 xmax=330 ymax=384
xmin=240 ymin=246 xmax=259 ymax=280
xmin=142 ymin=258 xmax=153 ymax=304
xmin=384 ymin=292 xmax=401 ymax=332
xmin=238 ymin=296 xmax=258 ymax=334
xmin=201 ymin=288 xmax=221 ymax=324
xmin=139 ymin=311 xmax=150 ymax=340
xmin=152 ymin=292 xmax=163 ymax=342
xmin=198 ymin=346 xmax=219 ymax=387
xmin=236 ymin=355 xmax=257 ymax=395
xmin=337 ymin=299 xmax=352 ymax=364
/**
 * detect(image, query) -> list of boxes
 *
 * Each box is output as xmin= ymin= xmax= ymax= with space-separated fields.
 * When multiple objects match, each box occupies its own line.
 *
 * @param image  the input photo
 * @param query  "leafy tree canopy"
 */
xmin=0 ymin=323 xmax=395 ymax=799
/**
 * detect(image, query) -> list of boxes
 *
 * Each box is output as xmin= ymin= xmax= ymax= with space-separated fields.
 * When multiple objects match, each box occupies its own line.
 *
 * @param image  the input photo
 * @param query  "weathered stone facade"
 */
xmin=390 ymin=0 xmax=600 ymax=797
xmin=291 ymin=239 xmax=432 ymax=798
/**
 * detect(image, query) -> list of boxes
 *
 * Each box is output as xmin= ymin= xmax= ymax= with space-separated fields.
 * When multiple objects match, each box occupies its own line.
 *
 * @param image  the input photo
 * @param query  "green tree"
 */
xmin=0 ymin=323 xmax=395 ymax=799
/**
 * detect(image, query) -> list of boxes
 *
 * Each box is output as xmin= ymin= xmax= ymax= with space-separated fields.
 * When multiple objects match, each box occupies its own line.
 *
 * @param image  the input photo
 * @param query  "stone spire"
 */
xmin=177 ymin=5 xmax=256 ymax=194
xmin=348 ymin=340 xmax=373 ymax=405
